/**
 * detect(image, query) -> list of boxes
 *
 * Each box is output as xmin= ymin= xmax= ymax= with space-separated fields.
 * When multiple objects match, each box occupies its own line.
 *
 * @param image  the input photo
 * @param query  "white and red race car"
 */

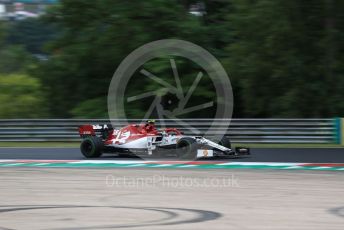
xmin=78 ymin=121 xmax=250 ymax=159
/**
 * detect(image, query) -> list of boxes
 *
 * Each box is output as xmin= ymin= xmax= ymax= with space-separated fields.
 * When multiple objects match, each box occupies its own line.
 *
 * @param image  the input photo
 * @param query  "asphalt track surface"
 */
xmin=0 ymin=147 xmax=343 ymax=162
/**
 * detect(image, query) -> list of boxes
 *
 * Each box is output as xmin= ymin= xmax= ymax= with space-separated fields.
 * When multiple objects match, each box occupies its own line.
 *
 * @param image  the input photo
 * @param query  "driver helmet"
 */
xmin=147 ymin=119 xmax=156 ymax=125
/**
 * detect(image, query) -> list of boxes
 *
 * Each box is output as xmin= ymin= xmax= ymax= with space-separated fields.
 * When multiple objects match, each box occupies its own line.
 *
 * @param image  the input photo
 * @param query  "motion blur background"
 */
xmin=0 ymin=0 xmax=343 ymax=119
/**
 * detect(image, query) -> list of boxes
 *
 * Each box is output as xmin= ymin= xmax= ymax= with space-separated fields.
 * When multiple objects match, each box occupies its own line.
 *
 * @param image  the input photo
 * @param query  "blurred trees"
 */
xmin=1 ymin=0 xmax=344 ymax=118
xmin=6 ymin=18 xmax=58 ymax=54
xmin=0 ymin=73 xmax=47 ymax=118
xmin=0 ymin=45 xmax=33 ymax=74
xmin=0 ymin=21 xmax=47 ymax=118
xmin=35 ymin=0 xmax=207 ymax=118
xmin=0 ymin=22 xmax=34 ymax=73
xmin=224 ymin=0 xmax=344 ymax=117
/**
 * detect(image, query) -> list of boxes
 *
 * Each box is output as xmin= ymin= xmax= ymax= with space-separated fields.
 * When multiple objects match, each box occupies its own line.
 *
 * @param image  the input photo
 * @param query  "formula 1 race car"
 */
xmin=78 ymin=120 xmax=250 ymax=159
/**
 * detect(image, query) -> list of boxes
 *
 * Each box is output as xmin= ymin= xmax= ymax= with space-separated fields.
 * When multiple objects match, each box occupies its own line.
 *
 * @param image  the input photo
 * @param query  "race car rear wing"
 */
xmin=78 ymin=124 xmax=114 ymax=138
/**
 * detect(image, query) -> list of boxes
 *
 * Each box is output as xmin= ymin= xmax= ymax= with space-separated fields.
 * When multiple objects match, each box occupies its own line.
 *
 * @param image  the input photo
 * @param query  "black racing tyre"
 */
xmin=176 ymin=137 xmax=198 ymax=160
xmin=80 ymin=136 xmax=103 ymax=158
xmin=218 ymin=136 xmax=231 ymax=149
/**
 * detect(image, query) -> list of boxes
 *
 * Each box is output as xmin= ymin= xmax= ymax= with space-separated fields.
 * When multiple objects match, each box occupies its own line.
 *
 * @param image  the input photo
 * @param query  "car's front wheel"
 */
xmin=80 ymin=136 xmax=103 ymax=158
xmin=176 ymin=137 xmax=199 ymax=160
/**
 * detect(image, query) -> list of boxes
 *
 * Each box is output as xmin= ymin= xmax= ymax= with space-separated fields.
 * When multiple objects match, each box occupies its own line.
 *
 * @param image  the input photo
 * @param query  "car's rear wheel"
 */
xmin=176 ymin=137 xmax=199 ymax=160
xmin=80 ymin=136 xmax=103 ymax=158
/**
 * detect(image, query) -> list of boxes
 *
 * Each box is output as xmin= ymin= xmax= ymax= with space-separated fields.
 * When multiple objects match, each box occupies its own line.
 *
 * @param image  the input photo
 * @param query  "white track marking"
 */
xmin=1 ymin=163 xmax=25 ymax=166
xmin=69 ymin=160 xmax=144 ymax=164
xmin=0 ymin=160 xmax=14 ymax=163
xmin=150 ymin=164 xmax=172 ymax=167
xmin=283 ymin=166 xmax=303 ymax=169
xmin=311 ymin=166 xmax=332 ymax=170
xmin=123 ymin=164 xmax=147 ymax=167
xmin=178 ymin=164 xmax=197 ymax=168
xmin=34 ymin=163 xmax=51 ymax=166
xmin=216 ymin=162 xmax=299 ymax=166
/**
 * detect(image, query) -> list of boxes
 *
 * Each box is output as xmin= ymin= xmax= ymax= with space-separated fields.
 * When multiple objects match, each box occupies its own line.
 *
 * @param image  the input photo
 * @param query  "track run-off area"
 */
xmin=0 ymin=147 xmax=343 ymax=229
xmin=0 ymin=168 xmax=343 ymax=230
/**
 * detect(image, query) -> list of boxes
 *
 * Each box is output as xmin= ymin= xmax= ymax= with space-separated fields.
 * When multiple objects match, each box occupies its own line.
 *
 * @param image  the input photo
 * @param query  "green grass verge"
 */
xmin=0 ymin=142 xmax=342 ymax=148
